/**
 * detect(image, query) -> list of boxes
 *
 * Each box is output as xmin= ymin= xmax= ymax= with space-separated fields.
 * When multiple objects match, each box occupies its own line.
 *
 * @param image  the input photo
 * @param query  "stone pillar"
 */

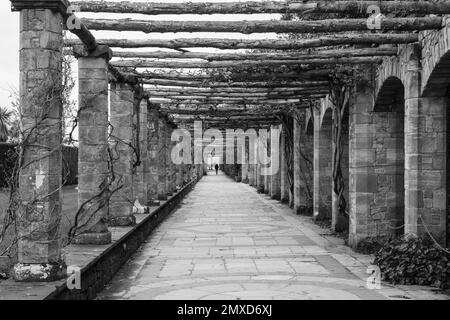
xmin=270 ymin=125 xmax=281 ymax=200
xmin=248 ymin=159 xmax=255 ymax=186
xmin=248 ymin=138 xmax=256 ymax=186
xmin=314 ymin=106 xmax=333 ymax=220
xmin=256 ymin=138 xmax=264 ymax=192
xmin=264 ymin=133 xmax=270 ymax=194
xmin=293 ymin=111 xmax=314 ymax=215
xmin=331 ymin=110 xmax=350 ymax=232
xmin=135 ymin=99 xmax=149 ymax=205
xmin=146 ymin=106 xmax=160 ymax=206
xmin=405 ymin=52 xmax=447 ymax=243
xmin=12 ymin=1 xmax=67 ymax=281
xmin=157 ymin=117 xmax=168 ymax=200
xmin=241 ymin=144 xmax=249 ymax=183
xmin=109 ymin=82 xmax=136 ymax=226
xmin=293 ymin=114 xmax=302 ymax=213
xmin=349 ymin=76 xmax=377 ymax=248
xmin=165 ymin=124 xmax=174 ymax=196
xmin=280 ymin=125 xmax=290 ymax=203
xmin=75 ymin=49 xmax=113 ymax=245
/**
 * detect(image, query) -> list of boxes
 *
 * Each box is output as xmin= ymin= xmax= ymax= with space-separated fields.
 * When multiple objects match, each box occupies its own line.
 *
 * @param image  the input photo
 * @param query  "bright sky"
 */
xmin=0 ymin=0 xmax=283 ymax=109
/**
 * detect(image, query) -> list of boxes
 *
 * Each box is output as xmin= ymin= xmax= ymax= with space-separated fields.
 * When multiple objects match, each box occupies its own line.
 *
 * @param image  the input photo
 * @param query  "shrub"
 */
xmin=374 ymin=236 xmax=450 ymax=289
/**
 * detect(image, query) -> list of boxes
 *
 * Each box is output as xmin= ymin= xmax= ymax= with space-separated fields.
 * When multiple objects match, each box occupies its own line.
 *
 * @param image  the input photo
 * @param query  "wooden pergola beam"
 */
xmin=148 ymin=88 xmax=328 ymax=96
xmin=159 ymin=109 xmax=283 ymax=116
xmin=148 ymin=94 xmax=326 ymax=101
xmin=66 ymin=34 xmax=417 ymax=51
xmin=142 ymin=79 xmax=329 ymax=88
xmin=173 ymin=115 xmax=280 ymax=121
xmin=109 ymin=48 xmax=397 ymax=61
xmin=112 ymin=57 xmax=381 ymax=68
xmin=145 ymin=86 xmax=328 ymax=93
xmin=72 ymin=1 xmax=450 ymax=16
xmin=82 ymin=17 xmax=441 ymax=34
xmin=138 ymin=69 xmax=331 ymax=81
xmin=149 ymin=97 xmax=324 ymax=104
xmin=65 ymin=34 xmax=417 ymax=50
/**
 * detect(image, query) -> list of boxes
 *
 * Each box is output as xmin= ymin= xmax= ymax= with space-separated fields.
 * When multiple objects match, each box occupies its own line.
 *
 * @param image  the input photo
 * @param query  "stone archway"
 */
xmin=372 ymin=76 xmax=405 ymax=237
xmin=421 ymin=34 xmax=450 ymax=247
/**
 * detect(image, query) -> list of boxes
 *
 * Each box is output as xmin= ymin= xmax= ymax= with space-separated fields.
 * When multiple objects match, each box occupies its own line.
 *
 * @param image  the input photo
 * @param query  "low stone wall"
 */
xmin=44 ymin=178 xmax=199 ymax=300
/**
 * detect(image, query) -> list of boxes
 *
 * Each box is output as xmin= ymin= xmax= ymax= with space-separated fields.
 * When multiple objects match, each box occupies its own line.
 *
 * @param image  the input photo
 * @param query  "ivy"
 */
xmin=374 ymin=236 xmax=450 ymax=289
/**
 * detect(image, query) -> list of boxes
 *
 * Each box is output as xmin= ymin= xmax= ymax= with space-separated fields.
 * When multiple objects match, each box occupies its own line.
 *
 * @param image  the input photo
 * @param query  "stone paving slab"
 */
xmin=97 ymin=173 xmax=449 ymax=300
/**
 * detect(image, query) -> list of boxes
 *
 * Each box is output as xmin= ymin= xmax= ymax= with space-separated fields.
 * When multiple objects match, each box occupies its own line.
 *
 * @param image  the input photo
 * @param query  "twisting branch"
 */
xmin=329 ymin=66 xmax=353 ymax=232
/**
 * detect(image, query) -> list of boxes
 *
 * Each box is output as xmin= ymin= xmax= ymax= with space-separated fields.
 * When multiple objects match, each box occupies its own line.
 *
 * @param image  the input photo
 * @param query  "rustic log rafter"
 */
xmin=81 ymin=17 xmax=442 ymax=34
xmin=149 ymin=97 xmax=325 ymax=105
xmin=142 ymin=79 xmax=329 ymax=88
xmin=111 ymin=57 xmax=383 ymax=68
xmin=65 ymin=34 xmax=418 ymax=50
xmin=137 ymin=69 xmax=332 ymax=81
xmin=72 ymin=1 xmax=450 ymax=16
xmin=100 ymin=48 xmax=398 ymax=60
xmin=65 ymin=33 xmax=418 ymax=50
xmin=145 ymin=85 xmax=329 ymax=93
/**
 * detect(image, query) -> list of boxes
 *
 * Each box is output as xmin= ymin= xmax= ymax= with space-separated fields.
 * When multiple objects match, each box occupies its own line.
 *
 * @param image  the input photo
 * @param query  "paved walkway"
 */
xmin=98 ymin=172 xmax=448 ymax=300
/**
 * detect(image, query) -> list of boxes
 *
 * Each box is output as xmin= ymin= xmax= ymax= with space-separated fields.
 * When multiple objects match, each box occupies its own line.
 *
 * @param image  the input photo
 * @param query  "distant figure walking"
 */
xmin=215 ymin=164 xmax=219 ymax=175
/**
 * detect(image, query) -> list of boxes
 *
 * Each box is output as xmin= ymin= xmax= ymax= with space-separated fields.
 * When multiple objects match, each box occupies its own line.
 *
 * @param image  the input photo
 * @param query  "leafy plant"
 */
xmin=374 ymin=236 xmax=450 ymax=289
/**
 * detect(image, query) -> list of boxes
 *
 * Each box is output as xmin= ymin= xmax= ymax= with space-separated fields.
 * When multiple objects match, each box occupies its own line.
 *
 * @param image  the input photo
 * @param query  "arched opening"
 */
xmin=373 ymin=77 xmax=405 ymax=237
xmin=422 ymin=53 xmax=450 ymax=248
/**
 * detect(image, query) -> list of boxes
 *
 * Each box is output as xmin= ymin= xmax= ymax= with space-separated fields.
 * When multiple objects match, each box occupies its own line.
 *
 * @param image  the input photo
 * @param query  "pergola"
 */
xmin=7 ymin=0 xmax=450 ymax=282
xmin=57 ymin=0 xmax=450 ymax=129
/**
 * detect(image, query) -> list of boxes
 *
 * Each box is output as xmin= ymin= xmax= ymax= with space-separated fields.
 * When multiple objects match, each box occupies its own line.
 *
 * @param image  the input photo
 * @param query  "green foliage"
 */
xmin=374 ymin=236 xmax=450 ymax=289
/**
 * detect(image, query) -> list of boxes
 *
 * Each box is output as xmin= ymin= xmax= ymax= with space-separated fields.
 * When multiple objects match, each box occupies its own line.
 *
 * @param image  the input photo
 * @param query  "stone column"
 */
xmin=349 ymin=76 xmax=377 ymax=248
xmin=109 ymin=82 xmax=136 ymax=226
xmin=146 ymin=106 xmax=160 ymax=206
xmin=314 ymin=106 xmax=333 ymax=220
xmin=75 ymin=48 xmax=113 ymax=245
xmin=293 ymin=114 xmax=302 ymax=213
xmin=264 ymin=133 xmax=270 ymax=194
xmin=241 ymin=144 xmax=249 ymax=183
xmin=405 ymin=46 xmax=447 ymax=242
xmin=293 ymin=111 xmax=314 ymax=215
xmin=255 ymin=138 xmax=264 ymax=192
xmin=280 ymin=125 xmax=290 ymax=203
xmin=135 ymin=99 xmax=149 ymax=206
xmin=270 ymin=125 xmax=282 ymax=200
xmin=248 ymin=137 xmax=256 ymax=186
xmin=12 ymin=0 xmax=67 ymax=281
xmin=331 ymin=111 xmax=350 ymax=231
xmin=157 ymin=117 xmax=168 ymax=200
xmin=165 ymin=124 xmax=174 ymax=196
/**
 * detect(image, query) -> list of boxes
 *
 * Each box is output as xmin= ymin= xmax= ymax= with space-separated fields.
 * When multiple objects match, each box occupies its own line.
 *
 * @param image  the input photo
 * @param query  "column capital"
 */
xmin=10 ymin=0 xmax=69 ymax=12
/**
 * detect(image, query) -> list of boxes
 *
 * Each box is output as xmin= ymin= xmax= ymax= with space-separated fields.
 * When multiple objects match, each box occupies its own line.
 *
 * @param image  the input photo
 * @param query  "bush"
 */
xmin=374 ymin=236 xmax=450 ymax=289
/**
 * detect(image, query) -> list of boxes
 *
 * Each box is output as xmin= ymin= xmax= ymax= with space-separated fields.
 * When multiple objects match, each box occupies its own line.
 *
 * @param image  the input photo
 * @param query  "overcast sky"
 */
xmin=0 ymin=0 xmax=282 ymax=109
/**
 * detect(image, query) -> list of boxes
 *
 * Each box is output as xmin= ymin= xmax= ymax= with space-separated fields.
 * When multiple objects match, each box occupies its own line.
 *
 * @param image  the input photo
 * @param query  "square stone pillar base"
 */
xmin=12 ymin=263 xmax=66 ymax=282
